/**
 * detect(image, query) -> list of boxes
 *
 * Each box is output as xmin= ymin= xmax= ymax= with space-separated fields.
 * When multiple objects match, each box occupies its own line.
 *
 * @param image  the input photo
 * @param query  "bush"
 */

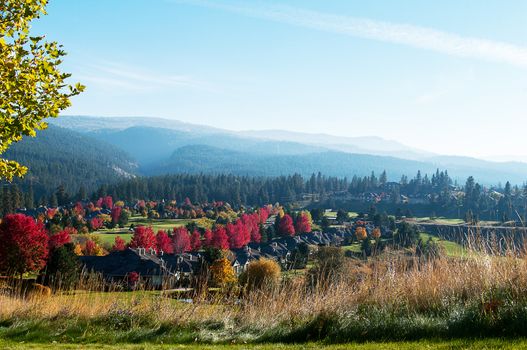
xmin=306 ymin=246 xmax=345 ymax=288
xmin=43 ymin=243 xmax=81 ymax=290
xmin=239 ymin=258 xmax=281 ymax=292
xmin=394 ymin=222 xmax=419 ymax=248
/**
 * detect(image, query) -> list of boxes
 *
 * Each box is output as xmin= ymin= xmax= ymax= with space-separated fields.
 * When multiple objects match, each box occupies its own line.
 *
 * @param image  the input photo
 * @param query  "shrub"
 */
xmin=306 ymin=246 xmax=345 ymax=288
xmin=240 ymin=258 xmax=281 ymax=292
xmin=43 ymin=243 xmax=81 ymax=290
xmin=394 ymin=222 xmax=420 ymax=248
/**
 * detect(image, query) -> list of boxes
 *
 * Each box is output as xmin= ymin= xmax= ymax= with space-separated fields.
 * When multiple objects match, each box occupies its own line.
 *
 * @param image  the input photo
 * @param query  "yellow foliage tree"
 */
xmin=99 ymin=214 xmax=111 ymax=224
xmin=210 ymin=257 xmax=236 ymax=288
xmin=195 ymin=217 xmax=215 ymax=230
xmin=355 ymin=227 xmax=367 ymax=241
xmin=0 ymin=0 xmax=84 ymax=180
xmin=73 ymin=243 xmax=83 ymax=256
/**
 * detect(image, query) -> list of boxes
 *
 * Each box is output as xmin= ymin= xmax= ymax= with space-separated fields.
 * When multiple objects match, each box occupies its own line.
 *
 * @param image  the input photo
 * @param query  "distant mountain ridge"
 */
xmin=50 ymin=116 xmax=429 ymax=160
xmin=149 ymin=144 xmax=432 ymax=179
xmin=239 ymin=129 xmax=434 ymax=160
xmin=46 ymin=115 xmax=527 ymax=185
xmin=50 ymin=115 xmax=222 ymax=134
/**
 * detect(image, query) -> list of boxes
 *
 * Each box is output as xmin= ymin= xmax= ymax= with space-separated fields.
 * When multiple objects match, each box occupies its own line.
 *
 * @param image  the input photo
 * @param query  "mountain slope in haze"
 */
xmin=49 ymin=116 xmax=527 ymax=185
xmin=147 ymin=145 xmax=527 ymax=185
xmin=51 ymin=115 xmax=431 ymax=161
xmin=86 ymin=127 xmax=329 ymax=165
xmin=3 ymin=125 xmax=138 ymax=200
xmin=49 ymin=115 xmax=222 ymax=134
xmin=148 ymin=145 xmax=436 ymax=179
xmin=239 ymin=129 xmax=435 ymax=160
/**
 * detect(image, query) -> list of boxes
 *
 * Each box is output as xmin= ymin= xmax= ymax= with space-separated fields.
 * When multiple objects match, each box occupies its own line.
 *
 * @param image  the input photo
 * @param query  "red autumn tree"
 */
xmin=49 ymin=228 xmax=74 ymax=250
xmin=258 ymin=206 xmax=270 ymax=224
xmin=0 ymin=214 xmax=49 ymax=276
xmin=73 ymin=202 xmax=85 ymax=216
xmin=46 ymin=208 xmax=57 ymax=219
xmin=129 ymin=226 xmax=156 ymax=250
xmin=112 ymin=236 xmax=127 ymax=251
xmin=242 ymin=213 xmax=261 ymax=243
xmin=203 ymin=229 xmax=213 ymax=248
xmin=172 ymin=227 xmax=191 ymax=254
xmin=211 ymin=226 xmax=229 ymax=250
xmin=226 ymin=222 xmax=240 ymax=249
xmin=156 ymin=230 xmax=173 ymax=254
xmin=227 ymin=219 xmax=251 ymax=249
xmin=190 ymin=230 xmax=202 ymax=251
xmin=90 ymin=217 xmax=104 ymax=231
xmin=279 ymin=214 xmax=295 ymax=236
xmin=295 ymin=212 xmax=312 ymax=234
xmin=110 ymin=206 xmax=122 ymax=225
xmin=84 ymin=240 xmax=98 ymax=256
xmin=102 ymin=195 xmax=113 ymax=209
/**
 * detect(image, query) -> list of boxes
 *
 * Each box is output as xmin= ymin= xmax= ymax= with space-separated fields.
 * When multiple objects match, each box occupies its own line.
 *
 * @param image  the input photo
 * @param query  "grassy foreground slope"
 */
xmin=4 ymin=251 xmax=527 ymax=345
xmin=2 ymin=339 xmax=527 ymax=349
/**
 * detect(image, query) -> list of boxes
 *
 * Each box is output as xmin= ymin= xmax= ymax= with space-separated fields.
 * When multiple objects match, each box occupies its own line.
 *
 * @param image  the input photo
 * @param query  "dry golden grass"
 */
xmin=1 ymin=252 xmax=527 ymax=326
xmin=3 ymin=234 xmax=527 ymax=343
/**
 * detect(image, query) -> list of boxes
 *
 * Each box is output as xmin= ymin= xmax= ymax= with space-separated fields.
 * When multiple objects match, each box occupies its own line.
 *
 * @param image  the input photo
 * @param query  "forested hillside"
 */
xmin=2 ymin=125 xmax=138 ymax=203
xmin=149 ymin=145 xmax=431 ymax=179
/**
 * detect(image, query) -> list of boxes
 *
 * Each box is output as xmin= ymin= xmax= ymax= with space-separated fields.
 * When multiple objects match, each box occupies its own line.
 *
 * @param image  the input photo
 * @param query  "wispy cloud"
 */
xmin=175 ymin=0 xmax=527 ymax=69
xmin=77 ymin=60 xmax=211 ymax=92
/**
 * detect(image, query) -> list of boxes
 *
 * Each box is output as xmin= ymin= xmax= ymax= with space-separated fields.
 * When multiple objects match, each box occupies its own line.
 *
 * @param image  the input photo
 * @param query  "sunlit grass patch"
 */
xmin=419 ymin=232 xmax=465 ymax=256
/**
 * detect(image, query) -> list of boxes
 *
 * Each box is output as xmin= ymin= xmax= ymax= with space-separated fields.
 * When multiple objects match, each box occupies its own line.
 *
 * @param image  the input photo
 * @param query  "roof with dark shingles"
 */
xmin=80 ymin=249 xmax=164 ymax=276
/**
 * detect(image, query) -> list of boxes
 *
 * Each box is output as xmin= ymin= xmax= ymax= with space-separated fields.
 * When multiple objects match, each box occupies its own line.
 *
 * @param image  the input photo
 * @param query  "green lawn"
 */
xmin=341 ymin=243 xmax=362 ymax=253
xmin=419 ymin=232 xmax=465 ymax=256
xmin=88 ymin=217 xmax=204 ymax=246
xmin=412 ymin=217 xmax=465 ymax=225
xmin=324 ymin=211 xmax=359 ymax=219
xmin=2 ymin=339 xmax=527 ymax=349
xmin=129 ymin=217 xmax=197 ymax=231
xmin=91 ymin=232 xmax=133 ymax=245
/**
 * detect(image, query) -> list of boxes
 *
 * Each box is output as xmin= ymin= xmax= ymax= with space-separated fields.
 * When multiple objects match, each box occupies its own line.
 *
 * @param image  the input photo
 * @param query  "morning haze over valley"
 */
xmin=1 ymin=1 xmax=527 ymax=349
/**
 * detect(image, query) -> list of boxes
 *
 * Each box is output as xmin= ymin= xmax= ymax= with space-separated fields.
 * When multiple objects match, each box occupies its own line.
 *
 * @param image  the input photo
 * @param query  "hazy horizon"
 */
xmin=34 ymin=0 xmax=527 ymax=159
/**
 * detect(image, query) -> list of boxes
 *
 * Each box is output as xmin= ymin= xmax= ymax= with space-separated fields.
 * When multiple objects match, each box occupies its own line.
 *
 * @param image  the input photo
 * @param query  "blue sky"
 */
xmin=34 ymin=0 xmax=527 ymax=158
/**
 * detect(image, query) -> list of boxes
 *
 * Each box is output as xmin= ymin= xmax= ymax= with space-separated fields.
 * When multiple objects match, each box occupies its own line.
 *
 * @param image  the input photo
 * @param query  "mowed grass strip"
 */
xmin=2 ymin=339 xmax=527 ymax=349
xmin=91 ymin=218 xmax=199 ymax=245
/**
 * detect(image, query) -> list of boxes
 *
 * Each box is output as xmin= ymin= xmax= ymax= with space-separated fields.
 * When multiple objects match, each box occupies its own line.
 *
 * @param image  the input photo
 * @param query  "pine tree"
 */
xmin=25 ymin=184 xmax=35 ymax=209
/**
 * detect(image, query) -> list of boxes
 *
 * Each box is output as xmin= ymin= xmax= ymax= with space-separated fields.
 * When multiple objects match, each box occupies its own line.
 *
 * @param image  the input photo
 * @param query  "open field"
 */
xmin=128 ymin=217 xmax=197 ymax=231
xmin=419 ymin=232 xmax=465 ymax=256
xmin=339 ymin=232 xmax=465 ymax=257
xmin=323 ymin=211 xmax=359 ymax=219
xmin=410 ymin=217 xmax=466 ymax=225
xmin=89 ymin=217 xmax=201 ymax=245
xmin=2 ymin=339 xmax=527 ymax=349
xmin=91 ymin=232 xmax=133 ymax=245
